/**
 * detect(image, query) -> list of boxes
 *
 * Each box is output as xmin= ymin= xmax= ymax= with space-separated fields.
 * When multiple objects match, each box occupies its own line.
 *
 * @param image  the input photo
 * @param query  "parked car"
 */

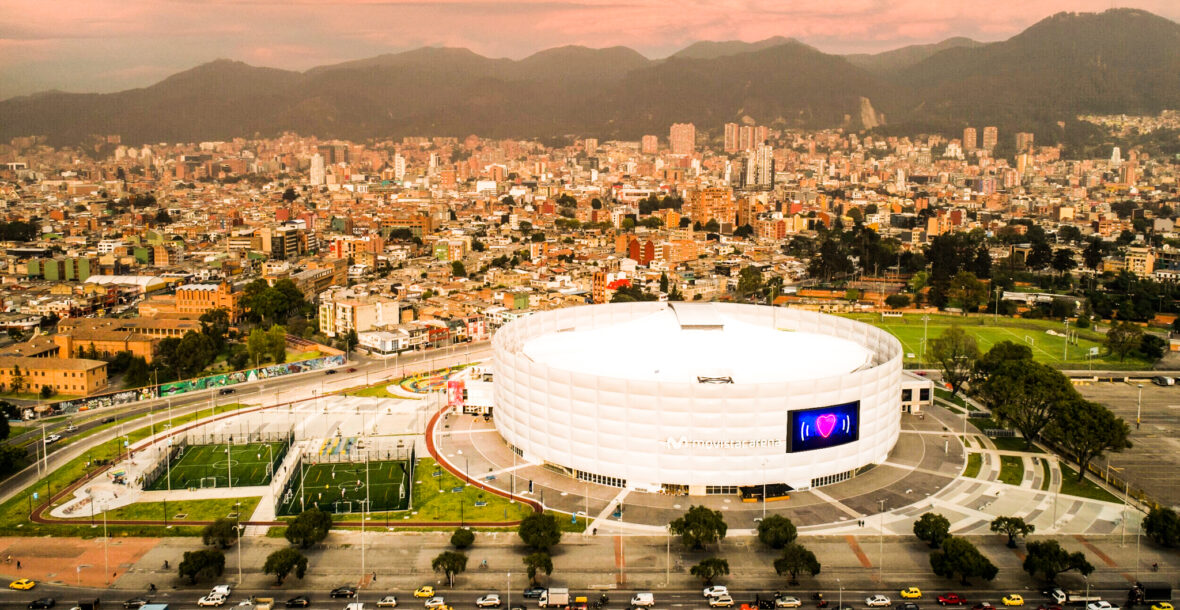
xmin=1002 ymin=596 xmax=1024 ymax=607
xmin=1086 ymin=603 xmax=1119 ymax=610
xmin=1034 ymin=605 xmax=1062 ymax=610
xmin=378 ymin=596 xmax=399 ymax=608
xmin=711 ymin=596 xmax=736 ymax=608
xmin=938 ymin=595 xmax=967 ymax=606
xmin=896 ymin=604 xmax=920 ymax=610
xmin=1153 ymin=376 xmax=1174 ymax=386
xmin=523 ymin=589 xmax=545 ymax=600
xmin=100 ymin=417 xmax=115 ymax=424
xmin=704 ymin=587 xmax=730 ymax=599
xmin=123 ymin=597 xmax=151 ymax=608
xmin=198 ymin=595 xmax=227 ymax=607
xmin=347 ymin=367 xmax=357 ymax=373
xmin=867 ymin=597 xmax=892 ymax=608
xmin=285 ymin=596 xmax=311 ymax=607
xmin=777 ymin=597 xmax=803 ymax=608
xmin=973 ymin=603 xmax=996 ymax=610
xmin=219 ymin=388 xmax=236 ymax=395
xmin=324 ymin=369 xmax=338 ymax=375
xmin=29 ymin=599 xmax=55 ymax=609
xmin=476 ymin=595 xmax=502 ymax=608
xmin=331 ymin=587 xmax=357 ymax=599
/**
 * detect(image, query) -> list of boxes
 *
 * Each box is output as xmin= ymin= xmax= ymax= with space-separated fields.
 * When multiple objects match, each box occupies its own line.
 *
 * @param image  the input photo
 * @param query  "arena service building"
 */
xmin=491 ymin=302 xmax=927 ymax=496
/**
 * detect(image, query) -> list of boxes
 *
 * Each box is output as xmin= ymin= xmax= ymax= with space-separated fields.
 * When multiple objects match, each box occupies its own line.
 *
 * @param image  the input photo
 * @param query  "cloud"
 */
xmin=1 ymin=0 xmax=1179 ymax=97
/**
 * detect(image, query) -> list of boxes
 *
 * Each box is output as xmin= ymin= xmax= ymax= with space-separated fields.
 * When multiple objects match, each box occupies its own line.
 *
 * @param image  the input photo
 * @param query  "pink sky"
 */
xmin=1 ymin=0 xmax=1178 ymax=99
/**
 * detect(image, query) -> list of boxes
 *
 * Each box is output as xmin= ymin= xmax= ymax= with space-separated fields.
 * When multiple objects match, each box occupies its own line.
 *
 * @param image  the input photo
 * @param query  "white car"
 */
xmin=476 ymin=596 xmax=502 ymax=609
xmin=378 ymin=597 xmax=398 ymax=608
xmin=198 ymin=595 xmax=227 ymax=608
xmin=45 ymin=434 xmax=62 ymax=444
xmin=776 ymin=597 xmax=802 ymax=609
xmin=1087 ymin=603 xmax=1119 ymax=610
xmin=704 ymin=588 xmax=730 ymax=599
xmin=710 ymin=596 xmax=735 ymax=608
xmin=631 ymin=594 xmax=655 ymax=608
xmin=866 ymin=596 xmax=892 ymax=608
xmin=424 ymin=598 xmax=446 ymax=609
xmin=211 ymin=586 xmax=234 ymax=597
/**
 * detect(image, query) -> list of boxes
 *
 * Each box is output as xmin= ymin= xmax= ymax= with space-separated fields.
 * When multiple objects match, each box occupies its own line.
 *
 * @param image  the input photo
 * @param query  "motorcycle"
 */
xmin=813 ymin=595 xmax=825 ymax=601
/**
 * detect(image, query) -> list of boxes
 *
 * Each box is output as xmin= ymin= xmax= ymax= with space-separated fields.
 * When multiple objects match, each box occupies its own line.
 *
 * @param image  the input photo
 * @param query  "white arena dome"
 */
xmin=491 ymin=302 xmax=904 ymax=494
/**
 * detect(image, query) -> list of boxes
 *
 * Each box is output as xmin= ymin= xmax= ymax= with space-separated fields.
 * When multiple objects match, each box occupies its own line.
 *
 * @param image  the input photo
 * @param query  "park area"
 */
xmin=276 ymin=459 xmax=411 ymax=516
xmin=147 ymin=441 xmax=287 ymax=490
xmin=840 ymin=313 xmax=1152 ymax=369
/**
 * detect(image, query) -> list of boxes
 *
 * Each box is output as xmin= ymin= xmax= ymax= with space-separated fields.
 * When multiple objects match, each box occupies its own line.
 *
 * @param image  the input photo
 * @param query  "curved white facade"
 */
xmin=492 ymin=302 xmax=903 ymax=492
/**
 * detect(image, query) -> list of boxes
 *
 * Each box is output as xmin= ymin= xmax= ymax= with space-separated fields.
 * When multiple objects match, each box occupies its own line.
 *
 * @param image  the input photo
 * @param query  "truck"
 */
xmin=1048 ymin=590 xmax=1102 ymax=605
xmin=140 ymin=605 xmax=169 ymax=610
xmin=539 ymin=589 xmax=570 ymax=608
xmin=77 ymin=600 xmax=100 ymax=610
xmin=1130 ymin=582 xmax=1172 ymax=604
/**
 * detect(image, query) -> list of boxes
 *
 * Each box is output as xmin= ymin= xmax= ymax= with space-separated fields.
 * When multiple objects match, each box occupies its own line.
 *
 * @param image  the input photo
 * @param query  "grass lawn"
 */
xmin=287 ymin=350 xmax=323 ymax=362
xmin=0 ymin=392 xmax=81 ymax=401
xmin=839 ymin=313 xmax=1152 ymax=369
xmin=1058 ymin=464 xmax=1122 ymax=503
xmin=345 ymin=380 xmax=412 ymax=400
xmin=935 ymin=388 xmax=973 ymax=410
xmin=277 ymin=459 xmax=410 ymax=516
xmin=1040 ymin=458 xmax=1053 ymax=491
xmin=969 ymin=416 xmax=1001 ymax=433
xmin=354 ymin=457 xmax=535 ymax=524
xmin=963 ymin=453 xmax=983 ymax=478
xmin=990 ymin=436 xmax=1045 ymax=453
xmin=63 ymin=497 xmax=261 ymax=523
xmin=998 ymin=455 xmax=1025 ymax=485
xmin=8 ymin=424 xmax=33 ymax=438
xmin=147 ymin=441 xmax=287 ymax=490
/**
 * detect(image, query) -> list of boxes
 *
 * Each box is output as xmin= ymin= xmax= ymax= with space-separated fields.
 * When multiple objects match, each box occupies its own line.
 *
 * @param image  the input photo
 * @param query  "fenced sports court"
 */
xmin=275 ymin=440 xmax=414 ymax=515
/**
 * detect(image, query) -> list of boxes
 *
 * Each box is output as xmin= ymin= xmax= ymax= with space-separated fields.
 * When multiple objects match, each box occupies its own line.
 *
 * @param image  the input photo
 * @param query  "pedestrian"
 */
xmin=372 ymin=572 xmax=377 ymax=582
xmin=16 ymin=560 xmax=20 ymax=569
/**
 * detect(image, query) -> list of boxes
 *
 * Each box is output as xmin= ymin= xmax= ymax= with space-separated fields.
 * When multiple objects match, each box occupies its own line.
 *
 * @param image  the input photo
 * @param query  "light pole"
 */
xmin=1136 ymin=384 xmax=1143 ymax=429
xmin=878 ymin=499 xmax=886 ymax=580
xmin=1108 ymin=463 xmax=1128 ymax=545
xmin=1063 ymin=320 xmax=1070 ymax=362
xmin=838 ymin=578 xmax=843 ymax=610
xmin=921 ymin=315 xmax=930 ymax=364
xmin=102 ymin=503 xmax=109 ymax=584
xmin=761 ymin=458 xmax=768 ymax=521
xmin=236 ymin=523 xmax=243 ymax=585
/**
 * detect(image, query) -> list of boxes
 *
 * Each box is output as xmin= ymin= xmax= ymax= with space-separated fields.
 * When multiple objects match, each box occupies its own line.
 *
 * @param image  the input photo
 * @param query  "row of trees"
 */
xmin=914 ymin=512 xmax=1091 ymax=584
xmin=182 ymin=508 xmax=333 ymax=585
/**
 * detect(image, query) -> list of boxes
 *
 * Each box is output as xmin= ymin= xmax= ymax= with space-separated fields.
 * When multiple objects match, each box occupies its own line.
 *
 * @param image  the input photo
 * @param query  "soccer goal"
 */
xmin=200 ymin=477 xmax=219 ymax=488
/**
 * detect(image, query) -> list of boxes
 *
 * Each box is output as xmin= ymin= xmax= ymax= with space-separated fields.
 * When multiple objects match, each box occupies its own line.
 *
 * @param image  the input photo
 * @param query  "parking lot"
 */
xmin=1074 ymin=380 xmax=1180 ymax=507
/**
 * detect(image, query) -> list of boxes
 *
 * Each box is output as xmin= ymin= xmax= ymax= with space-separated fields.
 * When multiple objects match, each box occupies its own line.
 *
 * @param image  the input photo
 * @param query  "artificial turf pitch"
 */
xmin=277 ymin=460 xmax=409 ymax=515
xmin=147 ymin=442 xmax=286 ymax=490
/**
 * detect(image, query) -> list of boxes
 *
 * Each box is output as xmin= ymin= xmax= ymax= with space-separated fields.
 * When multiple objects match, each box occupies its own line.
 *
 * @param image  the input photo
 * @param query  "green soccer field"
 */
xmin=839 ymin=313 xmax=1153 ymax=369
xmin=277 ymin=460 xmax=410 ymax=516
xmin=148 ymin=442 xmax=286 ymax=490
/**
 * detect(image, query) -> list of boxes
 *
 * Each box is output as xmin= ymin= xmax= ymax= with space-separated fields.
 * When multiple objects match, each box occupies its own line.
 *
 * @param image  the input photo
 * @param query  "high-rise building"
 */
xmin=738 ymin=125 xmax=755 ymax=151
xmin=669 ymin=123 xmax=696 ymax=155
xmin=393 ymin=154 xmax=406 ymax=181
xmin=583 ymin=138 xmax=598 ymax=154
xmin=1111 ymin=146 xmax=1123 ymax=167
xmin=723 ymin=123 xmax=739 ymax=153
xmin=309 ymin=153 xmax=325 ymax=186
xmin=1015 ymin=132 xmax=1035 ymax=153
xmin=963 ymin=128 xmax=977 ymax=152
xmin=641 ymin=135 xmax=659 ymax=154
xmin=742 ymin=144 xmax=774 ymax=191
xmin=690 ymin=187 xmax=735 ymax=224
xmin=982 ymin=126 xmax=998 ymax=151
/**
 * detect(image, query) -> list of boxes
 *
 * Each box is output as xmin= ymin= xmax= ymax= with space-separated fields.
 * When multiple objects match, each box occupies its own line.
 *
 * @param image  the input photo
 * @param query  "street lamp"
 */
xmin=236 ymin=522 xmax=244 ymax=585
xmin=878 ymin=499 xmax=886 ymax=580
xmin=1136 ymin=384 xmax=1143 ymax=430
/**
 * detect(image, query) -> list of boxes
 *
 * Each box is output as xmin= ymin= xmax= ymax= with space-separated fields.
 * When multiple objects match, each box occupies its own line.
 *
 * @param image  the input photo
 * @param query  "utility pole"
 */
xmin=878 ymin=499 xmax=886 ymax=580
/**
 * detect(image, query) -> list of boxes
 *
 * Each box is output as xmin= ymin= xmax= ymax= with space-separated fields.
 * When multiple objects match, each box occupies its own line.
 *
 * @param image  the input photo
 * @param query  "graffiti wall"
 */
xmin=49 ymin=354 xmax=347 ymax=414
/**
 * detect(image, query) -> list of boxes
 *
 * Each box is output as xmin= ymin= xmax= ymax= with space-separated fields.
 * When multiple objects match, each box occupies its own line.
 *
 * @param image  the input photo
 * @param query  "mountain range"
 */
xmin=3 ymin=8 xmax=1179 ymax=147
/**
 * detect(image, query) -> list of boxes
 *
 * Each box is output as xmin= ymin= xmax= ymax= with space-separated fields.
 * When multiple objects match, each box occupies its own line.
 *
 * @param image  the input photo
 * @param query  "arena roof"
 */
xmin=522 ymin=305 xmax=873 ymax=384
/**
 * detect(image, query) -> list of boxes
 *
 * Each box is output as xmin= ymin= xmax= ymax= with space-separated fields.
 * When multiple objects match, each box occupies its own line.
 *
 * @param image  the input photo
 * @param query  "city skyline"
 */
xmin=3 ymin=0 xmax=1180 ymax=100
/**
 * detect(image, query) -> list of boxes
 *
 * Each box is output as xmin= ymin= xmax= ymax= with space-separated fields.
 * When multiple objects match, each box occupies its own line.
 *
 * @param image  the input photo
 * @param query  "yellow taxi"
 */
xmin=900 ymin=589 xmax=923 ymax=600
xmin=1150 ymin=604 xmax=1172 ymax=610
xmin=414 ymin=587 xmax=435 ymax=599
xmin=1002 ymin=595 xmax=1024 ymax=607
xmin=8 ymin=579 xmax=35 ymax=590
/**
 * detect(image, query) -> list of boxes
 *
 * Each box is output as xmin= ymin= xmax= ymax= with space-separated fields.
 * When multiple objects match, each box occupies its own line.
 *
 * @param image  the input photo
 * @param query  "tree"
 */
xmin=1105 ymin=322 xmax=1144 ymax=361
xmin=1026 ymin=241 xmax=1053 ymax=270
xmin=0 ymin=417 xmax=8 ymax=441
xmin=756 ymin=514 xmax=798 ymax=550
xmin=990 ymin=516 xmax=1035 ymax=548
xmin=10 ymin=365 xmax=24 ymax=393
xmin=704 ymin=219 xmax=720 ymax=233
xmin=930 ymin=327 xmax=979 ymax=397
xmin=948 ymin=271 xmax=986 ymax=314
xmin=154 ymin=208 xmax=172 ymax=224
xmin=930 ymin=537 xmax=998 ymax=585
xmin=202 ymin=518 xmax=238 ymax=549
xmin=774 ymin=543 xmax=821 ymax=585
xmin=518 ymin=513 xmax=562 ymax=551
xmin=974 ymin=341 xmax=1033 ymax=382
xmin=1022 ymin=540 xmax=1094 ymax=583
xmin=0 ymin=444 xmax=24 ymax=476
xmin=690 ymin=557 xmax=730 ymax=586
xmin=178 ymin=549 xmax=225 ymax=584
xmin=1047 ymin=398 xmax=1132 ymax=482
xmin=669 ymin=505 xmax=728 ymax=550
xmin=451 ymin=261 xmax=468 ymax=277
xmin=978 ymin=361 xmax=1074 ymax=449
xmin=451 ymin=527 xmax=475 ymax=549
xmin=659 ymin=272 xmax=669 ymax=294
xmin=1140 ymin=334 xmax=1167 ymax=360
xmin=737 ymin=266 xmax=763 ymax=298
xmin=432 ymin=550 xmax=468 ymax=587
xmin=1143 ymin=507 xmax=1180 ymax=547
xmin=200 ymin=307 xmax=232 ymax=350
xmin=39 ymin=385 xmax=53 ymax=400
xmin=263 ymin=548 xmax=308 ymax=584
xmin=1083 ymin=239 xmax=1105 ymax=270
xmin=913 ymin=512 xmax=952 ymax=548
xmin=285 ymin=508 xmax=332 ymax=549
xmin=282 ymin=186 xmax=298 ymax=202
xmin=342 ymin=329 xmax=359 ymax=356
xmin=7 ymin=328 xmax=23 ymax=343
xmin=885 ymin=294 xmax=911 ymax=309
xmin=1051 ymin=249 xmax=1077 ymax=275
xmin=523 ymin=551 xmax=553 ymax=585
xmin=248 ymin=325 xmax=288 ymax=366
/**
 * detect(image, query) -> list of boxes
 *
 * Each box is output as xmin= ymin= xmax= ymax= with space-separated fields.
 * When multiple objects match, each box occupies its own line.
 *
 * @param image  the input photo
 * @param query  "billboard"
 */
xmin=447 ymin=379 xmax=465 ymax=407
xmin=787 ymin=401 xmax=860 ymax=453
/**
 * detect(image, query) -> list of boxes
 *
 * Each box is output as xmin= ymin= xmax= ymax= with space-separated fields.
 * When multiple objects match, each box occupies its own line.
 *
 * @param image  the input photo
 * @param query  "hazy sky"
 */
xmin=2 ymin=0 xmax=1179 ymax=100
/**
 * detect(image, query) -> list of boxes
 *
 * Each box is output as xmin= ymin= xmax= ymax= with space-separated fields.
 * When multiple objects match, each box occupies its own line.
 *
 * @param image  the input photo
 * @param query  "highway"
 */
xmin=0 ymin=341 xmax=491 ymax=507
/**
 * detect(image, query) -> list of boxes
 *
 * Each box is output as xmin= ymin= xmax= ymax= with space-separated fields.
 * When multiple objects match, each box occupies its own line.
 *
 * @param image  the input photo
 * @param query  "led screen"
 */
xmin=787 ymin=401 xmax=860 ymax=453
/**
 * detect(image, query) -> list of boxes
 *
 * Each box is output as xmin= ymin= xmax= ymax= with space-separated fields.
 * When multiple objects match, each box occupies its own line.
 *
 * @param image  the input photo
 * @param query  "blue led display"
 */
xmin=787 ymin=401 xmax=860 ymax=453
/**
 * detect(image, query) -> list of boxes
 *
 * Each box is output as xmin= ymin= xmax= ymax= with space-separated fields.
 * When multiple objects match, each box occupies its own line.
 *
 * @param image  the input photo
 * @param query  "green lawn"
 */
xmin=0 ymin=392 xmax=81 ymax=401
xmin=147 ymin=441 xmax=287 ymax=490
xmin=277 ymin=459 xmax=409 ymax=516
xmin=839 ymin=313 xmax=1152 ymax=369
xmin=395 ymin=457 xmax=533 ymax=523
xmin=346 ymin=380 xmax=413 ymax=400
xmin=990 ymin=436 xmax=1045 ymax=453
xmin=1040 ymin=458 xmax=1053 ymax=491
xmin=935 ymin=388 xmax=973 ymax=410
xmin=963 ymin=453 xmax=983 ymax=478
xmin=62 ymin=497 xmax=261 ymax=523
xmin=1058 ymin=464 xmax=1122 ymax=503
xmin=998 ymin=455 xmax=1025 ymax=485
xmin=287 ymin=350 xmax=323 ymax=362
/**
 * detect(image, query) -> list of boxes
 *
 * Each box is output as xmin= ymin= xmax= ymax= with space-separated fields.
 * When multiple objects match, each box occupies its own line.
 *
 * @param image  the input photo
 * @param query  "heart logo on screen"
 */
xmin=816 ymin=414 xmax=837 ymax=438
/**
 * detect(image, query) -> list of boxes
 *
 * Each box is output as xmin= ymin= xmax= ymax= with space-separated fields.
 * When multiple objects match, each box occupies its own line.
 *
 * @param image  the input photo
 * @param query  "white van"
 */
xmin=345 ymin=603 xmax=365 ymax=610
xmin=631 ymin=594 xmax=655 ymax=608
